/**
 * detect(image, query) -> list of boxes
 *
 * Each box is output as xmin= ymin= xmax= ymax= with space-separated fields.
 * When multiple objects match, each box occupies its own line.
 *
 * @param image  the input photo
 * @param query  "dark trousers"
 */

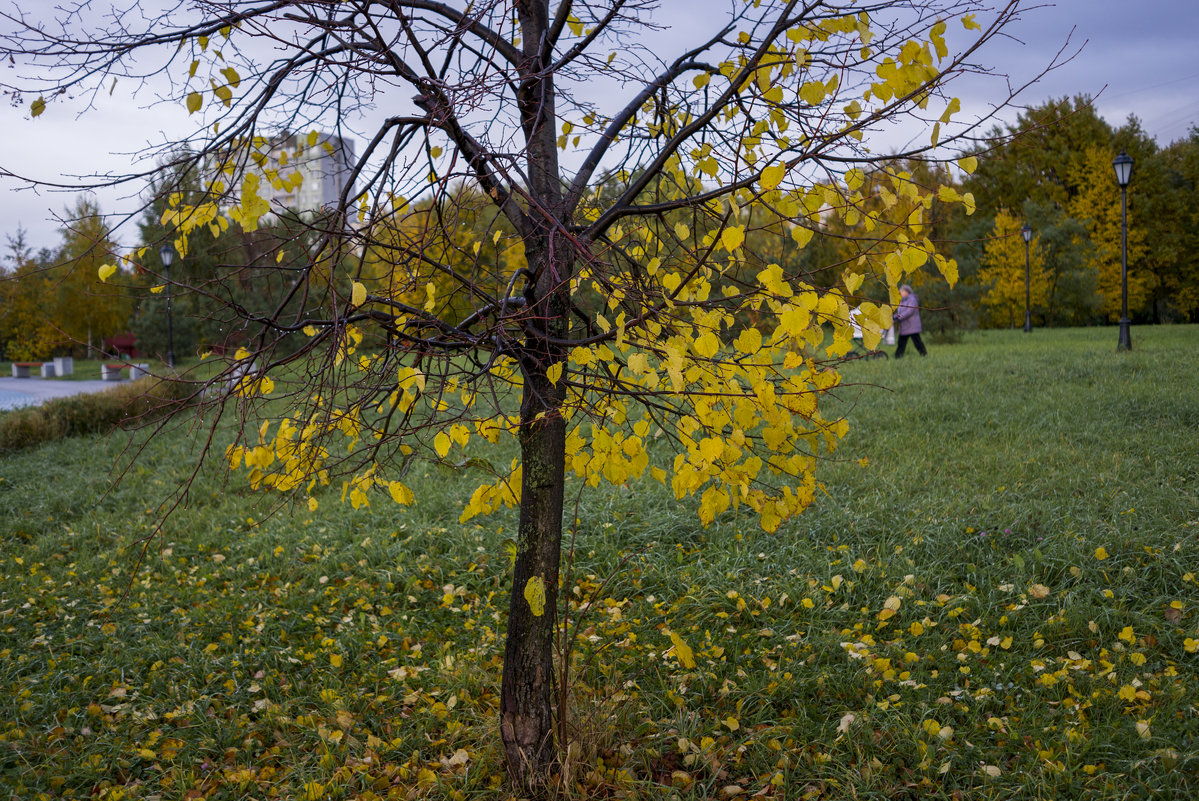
xmin=895 ymin=332 xmax=927 ymax=357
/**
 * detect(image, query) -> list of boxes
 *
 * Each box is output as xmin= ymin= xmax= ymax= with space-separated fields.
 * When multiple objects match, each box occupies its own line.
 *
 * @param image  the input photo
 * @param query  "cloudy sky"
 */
xmin=1 ymin=0 xmax=1196 ymax=254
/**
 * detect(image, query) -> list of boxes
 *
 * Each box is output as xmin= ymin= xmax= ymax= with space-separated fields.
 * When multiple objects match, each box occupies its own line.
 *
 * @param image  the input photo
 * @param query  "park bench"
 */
xmin=11 ymin=362 xmax=41 ymax=378
xmin=102 ymin=362 xmax=151 ymax=381
xmin=227 ymin=360 xmax=259 ymax=389
xmin=202 ymin=359 xmax=259 ymax=399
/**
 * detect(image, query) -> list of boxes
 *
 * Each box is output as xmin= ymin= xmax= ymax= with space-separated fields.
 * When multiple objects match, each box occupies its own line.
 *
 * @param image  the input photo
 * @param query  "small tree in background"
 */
xmin=0 ymin=201 xmax=129 ymax=359
xmin=1 ymin=228 xmax=58 ymax=360
xmin=3 ymin=0 xmax=1042 ymax=790
xmin=51 ymin=197 xmax=132 ymax=356
xmin=1069 ymin=145 xmax=1154 ymax=322
xmin=978 ymin=208 xmax=1050 ymax=328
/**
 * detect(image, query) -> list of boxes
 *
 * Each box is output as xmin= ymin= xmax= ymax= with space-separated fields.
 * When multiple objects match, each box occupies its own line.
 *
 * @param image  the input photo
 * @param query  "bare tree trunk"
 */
xmin=502 ymin=234 xmax=572 ymax=792
xmin=500 ymin=1 xmax=570 ymax=793
xmin=502 ymin=361 xmax=566 ymax=790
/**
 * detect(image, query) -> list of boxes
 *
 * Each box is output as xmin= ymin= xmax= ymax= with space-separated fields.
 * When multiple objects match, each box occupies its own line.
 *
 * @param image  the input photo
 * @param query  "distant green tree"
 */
xmin=1 ymin=229 xmax=58 ymax=360
xmin=1139 ymin=127 xmax=1199 ymax=321
xmin=132 ymin=157 xmax=341 ymax=360
xmin=48 ymin=197 xmax=132 ymax=356
xmin=133 ymin=159 xmax=233 ymax=359
xmin=1 ymin=202 xmax=130 ymax=359
xmin=1022 ymin=200 xmax=1096 ymax=326
xmin=3 ymin=226 xmax=33 ymax=268
xmin=966 ymin=96 xmax=1115 ymax=214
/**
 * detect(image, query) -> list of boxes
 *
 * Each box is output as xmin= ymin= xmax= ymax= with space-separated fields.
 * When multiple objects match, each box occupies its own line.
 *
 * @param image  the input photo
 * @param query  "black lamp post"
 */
xmin=159 ymin=243 xmax=176 ymax=369
xmin=1112 ymin=151 xmax=1133 ymax=352
xmin=1021 ymin=222 xmax=1033 ymax=333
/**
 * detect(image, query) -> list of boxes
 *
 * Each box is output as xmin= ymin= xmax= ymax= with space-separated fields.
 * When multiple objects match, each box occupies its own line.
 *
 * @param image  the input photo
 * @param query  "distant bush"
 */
xmin=926 ymin=326 xmax=965 ymax=345
xmin=0 ymin=378 xmax=191 ymax=453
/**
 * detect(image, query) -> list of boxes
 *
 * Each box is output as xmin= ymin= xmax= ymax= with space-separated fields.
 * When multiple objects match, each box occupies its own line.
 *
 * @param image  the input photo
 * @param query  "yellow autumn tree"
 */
xmin=978 ymin=208 xmax=1051 ymax=327
xmin=1069 ymin=145 xmax=1154 ymax=320
xmin=0 ymin=257 xmax=59 ymax=360
xmin=49 ymin=197 xmax=131 ymax=356
xmin=7 ymin=0 xmax=1040 ymax=791
xmin=0 ymin=198 xmax=129 ymax=358
xmin=363 ymin=185 xmax=525 ymax=327
xmin=810 ymin=158 xmax=972 ymax=317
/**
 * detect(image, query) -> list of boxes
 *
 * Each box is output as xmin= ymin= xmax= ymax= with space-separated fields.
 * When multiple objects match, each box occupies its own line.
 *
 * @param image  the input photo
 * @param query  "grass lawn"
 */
xmin=1 ymin=325 xmax=1196 ymax=799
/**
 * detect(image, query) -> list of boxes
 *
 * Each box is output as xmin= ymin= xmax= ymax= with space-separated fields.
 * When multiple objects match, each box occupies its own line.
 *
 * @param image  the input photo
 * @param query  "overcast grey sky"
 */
xmin=967 ymin=0 xmax=1199 ymax=141
xmin=1 ymin=0 xmax=1196 ymax=254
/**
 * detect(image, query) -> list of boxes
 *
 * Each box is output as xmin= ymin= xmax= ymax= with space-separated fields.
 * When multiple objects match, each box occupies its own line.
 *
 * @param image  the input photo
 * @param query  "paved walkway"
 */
xmin=0 ymin=377 xmax=126 ymax=411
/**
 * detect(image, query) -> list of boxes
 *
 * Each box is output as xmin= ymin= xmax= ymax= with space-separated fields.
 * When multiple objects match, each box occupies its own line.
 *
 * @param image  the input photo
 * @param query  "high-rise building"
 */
xmin=276 ymin=132 xmax=355 ymax=212
xmin=209 ymin=131 xmax=355 ymax=216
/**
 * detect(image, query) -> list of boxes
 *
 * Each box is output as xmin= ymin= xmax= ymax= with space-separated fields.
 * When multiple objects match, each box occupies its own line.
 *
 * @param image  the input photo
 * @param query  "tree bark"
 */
xmin=502 ymin=236 xmax=572 ymax=793
xmin=501 ymin=368 xmax=566 ymax=791
xmin=500 ymin=1 xmax=571 ymax=793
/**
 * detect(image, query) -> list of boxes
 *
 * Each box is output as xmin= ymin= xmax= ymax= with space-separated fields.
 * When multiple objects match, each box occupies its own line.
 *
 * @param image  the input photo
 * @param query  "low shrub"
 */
xmin=0 ymin=378 xmax=190 ymax=452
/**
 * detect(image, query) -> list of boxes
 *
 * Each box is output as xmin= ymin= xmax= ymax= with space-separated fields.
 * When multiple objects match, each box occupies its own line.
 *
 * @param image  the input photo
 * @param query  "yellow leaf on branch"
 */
xmin=759 ymin=162 xmax=786 ymax=191
xmin=939 ymin=97 xmax=960 ymax=124
xmin=721 ymin=226 xmax=745 ymax=252
xmin=388 ymin=481 xmax=414 ymax=505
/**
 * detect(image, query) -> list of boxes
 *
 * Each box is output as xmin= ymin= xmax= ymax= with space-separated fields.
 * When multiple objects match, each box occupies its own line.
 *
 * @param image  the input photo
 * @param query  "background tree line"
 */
xmin=693 ymin=94 xmax=1199 ymax=337
xmin=0 ymin=167 xmax=340 ymax=362
xmin=944 ymin=96 xmax=1197 ymax=332
xmin=3 ymin=94 xmax=1197 ymax=365
xmin=1 ymin=198 xmax=129 ymax=361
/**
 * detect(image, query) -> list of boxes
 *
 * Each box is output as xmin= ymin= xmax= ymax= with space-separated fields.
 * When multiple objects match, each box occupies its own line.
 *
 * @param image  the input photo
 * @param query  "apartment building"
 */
xmin=210 ymin=131 xmax=356 ymax=215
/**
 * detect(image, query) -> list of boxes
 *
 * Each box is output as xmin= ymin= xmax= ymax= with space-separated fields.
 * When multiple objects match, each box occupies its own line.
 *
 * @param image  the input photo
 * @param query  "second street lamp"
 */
xmin=1112 ymin=150 xmax=1133 ymax=352
xmin=1021 ymin=222 xmax=1033 ymax=333
xmin=159 ymin=243 xmax=176 ymax=369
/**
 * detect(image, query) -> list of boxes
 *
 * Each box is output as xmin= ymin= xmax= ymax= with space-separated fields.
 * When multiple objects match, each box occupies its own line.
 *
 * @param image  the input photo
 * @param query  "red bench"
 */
xmin=11 ymin=362 xmax=41 ymax=378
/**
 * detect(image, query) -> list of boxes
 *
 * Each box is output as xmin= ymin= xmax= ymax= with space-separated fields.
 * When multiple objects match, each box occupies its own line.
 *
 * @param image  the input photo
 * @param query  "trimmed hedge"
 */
xmin=0 ymin=378 xmax=191 ymax=453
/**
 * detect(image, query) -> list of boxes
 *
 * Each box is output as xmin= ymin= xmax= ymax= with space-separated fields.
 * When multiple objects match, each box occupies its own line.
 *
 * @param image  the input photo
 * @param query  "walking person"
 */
xmin=892 ymin=284 xmax=927 ymax=358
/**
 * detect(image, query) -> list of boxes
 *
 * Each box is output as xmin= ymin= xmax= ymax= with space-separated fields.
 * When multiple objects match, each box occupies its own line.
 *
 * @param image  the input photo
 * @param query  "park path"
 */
xmin=0 ymin=377 xmax=125 ymax=411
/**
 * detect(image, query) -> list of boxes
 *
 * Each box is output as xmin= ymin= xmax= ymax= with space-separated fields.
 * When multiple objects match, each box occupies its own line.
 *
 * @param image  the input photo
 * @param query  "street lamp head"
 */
xmin=1021 ymin=223 xmax=1032 ymax=243
xmin=1112 ymin=150 xmax=1133 ymax=188
xmin=159 ymin=243 xmax=175 ymax=267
